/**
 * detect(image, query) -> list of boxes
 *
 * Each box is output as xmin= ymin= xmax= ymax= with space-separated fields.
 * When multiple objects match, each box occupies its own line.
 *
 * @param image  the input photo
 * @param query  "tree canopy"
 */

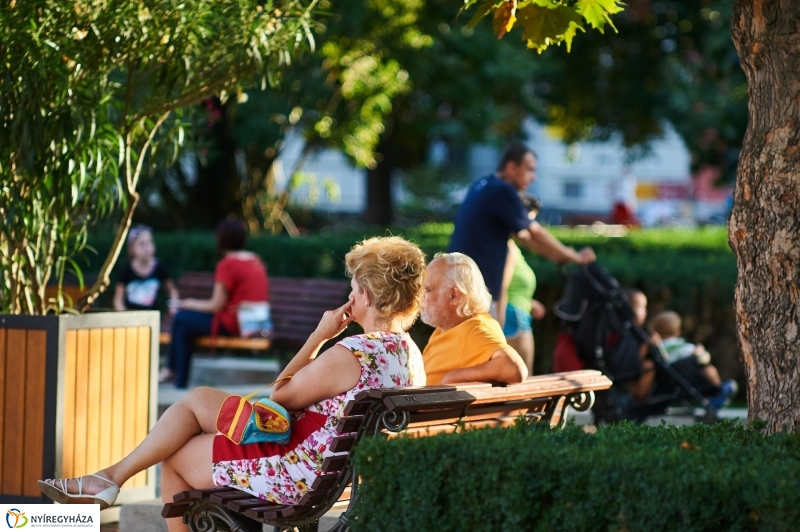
xmin=0 ymin=0 xmax=317 ymax=313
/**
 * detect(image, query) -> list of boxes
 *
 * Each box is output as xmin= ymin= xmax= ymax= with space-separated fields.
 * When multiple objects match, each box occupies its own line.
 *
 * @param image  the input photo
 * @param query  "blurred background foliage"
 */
xmin=0 ymin=0 xmax=317 ymax=314
xmin=125 ymin=0 xmax=746 ymax=230
xmin=542 ymin=0 xmax=745 ymax=181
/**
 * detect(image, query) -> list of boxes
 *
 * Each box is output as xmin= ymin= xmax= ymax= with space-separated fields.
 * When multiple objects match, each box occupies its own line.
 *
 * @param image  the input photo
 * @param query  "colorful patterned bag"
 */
xmin=216 ymin=380 xmax=292 ymax=445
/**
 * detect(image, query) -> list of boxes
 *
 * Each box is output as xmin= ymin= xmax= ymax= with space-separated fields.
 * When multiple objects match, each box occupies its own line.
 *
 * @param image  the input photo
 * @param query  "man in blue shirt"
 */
xmin=449 ymin=142 xmax=596 ymax=308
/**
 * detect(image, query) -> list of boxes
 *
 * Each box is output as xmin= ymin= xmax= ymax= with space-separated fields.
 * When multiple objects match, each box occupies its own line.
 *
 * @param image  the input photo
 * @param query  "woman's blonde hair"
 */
xmin=433 ymin=252 xmax=492 ymax=317
xmin=345 ymin=236 xmax=427 ymax=330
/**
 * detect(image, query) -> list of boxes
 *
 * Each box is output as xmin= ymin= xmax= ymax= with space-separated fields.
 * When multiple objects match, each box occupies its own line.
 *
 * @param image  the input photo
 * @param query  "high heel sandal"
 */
xmin=38 ymin=474 xmax=120 ymax=510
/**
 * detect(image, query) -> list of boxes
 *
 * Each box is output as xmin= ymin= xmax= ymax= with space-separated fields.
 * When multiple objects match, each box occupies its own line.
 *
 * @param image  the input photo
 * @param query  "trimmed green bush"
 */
xmin=85 ymin=225 xmax=734 ymax=295
xmin=350 ymin=421 xmax=800 ymax=532
xmin=84 ymin=225 xmax=739 ymax=379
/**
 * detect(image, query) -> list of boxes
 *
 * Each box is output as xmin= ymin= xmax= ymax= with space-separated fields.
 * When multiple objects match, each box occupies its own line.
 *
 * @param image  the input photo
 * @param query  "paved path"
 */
xmin=569 ymin=406 xmax=747 ymax=426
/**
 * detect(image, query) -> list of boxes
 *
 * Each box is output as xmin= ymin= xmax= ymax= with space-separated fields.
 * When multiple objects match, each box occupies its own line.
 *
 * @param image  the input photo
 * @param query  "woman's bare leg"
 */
xmin=44 ymin=387 xmax=228 ymax=497
xmin=161 ymin=433 xmax=216 ymax=532
xmin=507 ymin=331 xmax=534 ymax=375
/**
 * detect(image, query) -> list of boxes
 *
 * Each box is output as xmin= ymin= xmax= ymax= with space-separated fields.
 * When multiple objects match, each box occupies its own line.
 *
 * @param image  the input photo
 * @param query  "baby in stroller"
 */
xmin=552 ymin=263 xmax=736 ymax=423
xmin=622 ymin=289 xmax=737 ymax=413
xmin=649 ymin=308 xmax=738 ymax=409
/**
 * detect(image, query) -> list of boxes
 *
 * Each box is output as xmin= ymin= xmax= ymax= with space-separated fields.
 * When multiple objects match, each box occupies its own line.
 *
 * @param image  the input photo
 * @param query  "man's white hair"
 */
xmin=432 ymin=252 xmax=492 ymax=317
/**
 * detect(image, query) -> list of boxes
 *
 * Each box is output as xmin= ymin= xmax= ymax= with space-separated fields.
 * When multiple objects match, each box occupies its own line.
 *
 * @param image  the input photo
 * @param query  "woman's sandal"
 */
xmin=38 ymin=474 xmax=120 ymax=510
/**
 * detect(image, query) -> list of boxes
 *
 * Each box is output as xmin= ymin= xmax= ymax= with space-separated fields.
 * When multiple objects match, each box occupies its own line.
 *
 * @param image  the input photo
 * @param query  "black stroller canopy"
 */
xmin=553 ymin=262 xmax=635 ymax=325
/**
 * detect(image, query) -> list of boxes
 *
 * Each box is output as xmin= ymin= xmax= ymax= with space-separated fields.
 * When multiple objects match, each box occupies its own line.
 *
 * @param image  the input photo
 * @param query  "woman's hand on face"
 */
xmin=313 ymin=298 xmax=355 ymax=341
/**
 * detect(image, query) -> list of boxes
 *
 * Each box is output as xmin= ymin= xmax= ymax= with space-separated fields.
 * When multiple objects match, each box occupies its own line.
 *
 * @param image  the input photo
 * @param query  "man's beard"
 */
xmin=420 ymin=308 xmax=437 ymax=328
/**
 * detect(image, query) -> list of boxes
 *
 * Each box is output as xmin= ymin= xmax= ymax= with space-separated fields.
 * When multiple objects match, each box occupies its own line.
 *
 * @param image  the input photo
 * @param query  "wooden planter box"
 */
xmin=0 ymin=311 xmax=159 ymax=515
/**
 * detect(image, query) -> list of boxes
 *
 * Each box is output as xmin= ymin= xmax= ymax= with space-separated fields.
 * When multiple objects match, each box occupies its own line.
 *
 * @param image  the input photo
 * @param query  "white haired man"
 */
xmin=421 ymin=253 xmax=528 ymax=385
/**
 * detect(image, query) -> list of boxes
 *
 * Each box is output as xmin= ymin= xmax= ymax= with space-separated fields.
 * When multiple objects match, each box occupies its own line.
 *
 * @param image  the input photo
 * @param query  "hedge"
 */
xmin=84 ymin=225 xmax=739 ymax=377
xmin=84 ymin=224 xmax=735 ymax=302
xmin=350 ymin=421 xmax=800 ymax=532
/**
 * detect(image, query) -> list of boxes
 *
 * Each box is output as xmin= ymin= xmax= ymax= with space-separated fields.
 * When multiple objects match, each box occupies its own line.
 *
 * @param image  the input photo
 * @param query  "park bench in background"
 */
xmin=159 ymin=272 xmax=351 ymax=353
xmin=161 ymin=370 xmax=613 ymax=532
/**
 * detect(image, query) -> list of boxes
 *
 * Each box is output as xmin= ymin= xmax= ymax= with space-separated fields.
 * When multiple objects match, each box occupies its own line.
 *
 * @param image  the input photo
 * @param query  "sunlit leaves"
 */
xmin=576 ymin=0 xmax=624 ymax=31
xmin=492 ymin=1 xmax=517 ymax=39
xmin=516 ymin=2 xmax=582 ymax=52
xmin=462 ymin=0 xmax=623 ymax=51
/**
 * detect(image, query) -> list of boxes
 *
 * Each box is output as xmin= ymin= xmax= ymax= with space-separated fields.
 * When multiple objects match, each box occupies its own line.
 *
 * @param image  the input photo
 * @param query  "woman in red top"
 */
xmin=161 ymin=218 xmax=269 ymax=388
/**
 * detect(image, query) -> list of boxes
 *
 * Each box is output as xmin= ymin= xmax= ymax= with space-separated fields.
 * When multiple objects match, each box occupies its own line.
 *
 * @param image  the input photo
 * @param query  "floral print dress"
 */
xmin=211 ymin=331 xmax=426 ymax=504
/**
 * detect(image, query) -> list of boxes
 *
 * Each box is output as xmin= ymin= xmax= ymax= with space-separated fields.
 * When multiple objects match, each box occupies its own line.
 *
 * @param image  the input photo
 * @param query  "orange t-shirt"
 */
xmin=422 ymin=313 xmax=511 ymax=385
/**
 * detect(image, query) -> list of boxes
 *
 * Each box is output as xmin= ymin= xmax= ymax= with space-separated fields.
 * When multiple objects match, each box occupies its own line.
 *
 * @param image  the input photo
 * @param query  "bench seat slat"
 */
xmin=172 ymin=490 xmax=193 ymax=502
xmin=464 ymin=378 xmax=611 ymax=405
xmin=187 ymin=486 xmax=235 ymax=499
xmin=395 ymin=416 xmax=520 ymax=438
xmin=209 ymin=490 xmax=258 ymax=504
xmin=404 ymin=403 xmax=544 ymax=428
xmin=162 ymin=501 xmax=193 ymax=519
xmin=245 ymin=504 xmax=310 ymax=520
xmin=227 ymin=498 xmax=275 ymax=512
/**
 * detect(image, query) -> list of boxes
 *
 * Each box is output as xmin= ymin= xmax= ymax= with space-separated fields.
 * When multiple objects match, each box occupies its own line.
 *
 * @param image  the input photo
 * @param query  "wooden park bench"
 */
xmin=161 ymin=369 xmax=613 ymax=532
xmin=159 ymin=272 xmax=351 ymax=353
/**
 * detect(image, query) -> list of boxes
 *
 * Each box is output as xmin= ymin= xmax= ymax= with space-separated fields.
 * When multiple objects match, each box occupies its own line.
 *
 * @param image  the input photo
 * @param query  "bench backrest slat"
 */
xmin=310 ymin=473 xmax=339 ymax=492
xmin=329 ymin=434 xmax=356 ymax=453
xmin=321 ymin=454 xmax=349 ymax=474
xmin=352 ymin=382 xmax=492 ymax=402
xmin=334 ymin=415 xmax=366 ymax=434
xmin=382 ymin=391 xmax=478 ymax=412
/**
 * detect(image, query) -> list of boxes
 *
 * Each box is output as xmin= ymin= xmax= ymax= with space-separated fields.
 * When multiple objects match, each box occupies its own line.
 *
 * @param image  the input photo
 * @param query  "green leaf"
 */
xmin=516 ymin=3 xmax=582 ymax=47
xmin=576 ymin=0 xmax=624 ymax=32
xmin=467 ymin=0 xmax=496 ymax=30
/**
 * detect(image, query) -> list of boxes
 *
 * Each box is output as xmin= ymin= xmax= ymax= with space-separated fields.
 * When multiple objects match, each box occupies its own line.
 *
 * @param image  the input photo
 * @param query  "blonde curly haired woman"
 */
xmin=39 ymin=236 xmax=428 ymax=532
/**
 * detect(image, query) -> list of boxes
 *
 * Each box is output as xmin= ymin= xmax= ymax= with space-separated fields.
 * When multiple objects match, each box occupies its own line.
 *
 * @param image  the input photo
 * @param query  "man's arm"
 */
xmin=440 ymin=347 xmax=528 ymax=385
xmin=515 ymin=221 xmax=595 ymax=264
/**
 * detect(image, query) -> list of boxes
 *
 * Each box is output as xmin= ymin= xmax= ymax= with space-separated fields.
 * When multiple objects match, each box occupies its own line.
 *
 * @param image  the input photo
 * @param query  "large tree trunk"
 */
xmin=731 ymin=0 xmax=800 ymax=432
xmin=364 ymin=163 xmax=394 ymax=225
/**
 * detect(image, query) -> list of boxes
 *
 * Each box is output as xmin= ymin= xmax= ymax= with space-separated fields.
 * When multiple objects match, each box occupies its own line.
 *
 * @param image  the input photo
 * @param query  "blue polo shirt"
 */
xmin=449 ymin=175 xmax=531 ymax=300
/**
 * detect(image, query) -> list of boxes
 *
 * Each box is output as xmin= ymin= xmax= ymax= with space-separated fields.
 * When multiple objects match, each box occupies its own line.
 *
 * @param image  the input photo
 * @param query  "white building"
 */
xmin=276 ymin=119 xmax=729 ymax=224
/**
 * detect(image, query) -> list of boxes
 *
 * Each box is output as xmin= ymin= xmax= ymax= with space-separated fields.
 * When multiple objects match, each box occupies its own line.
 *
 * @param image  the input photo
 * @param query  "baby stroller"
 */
xmin=552 ymin=263 xmax=720 ymax=424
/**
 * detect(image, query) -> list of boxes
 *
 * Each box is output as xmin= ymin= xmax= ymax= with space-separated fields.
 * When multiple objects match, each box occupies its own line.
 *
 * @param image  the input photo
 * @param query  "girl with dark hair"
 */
xmin=160 ymin=218 xmax=269 ymax=388
xmin=113 ymin=225 xmax=180 ymax=312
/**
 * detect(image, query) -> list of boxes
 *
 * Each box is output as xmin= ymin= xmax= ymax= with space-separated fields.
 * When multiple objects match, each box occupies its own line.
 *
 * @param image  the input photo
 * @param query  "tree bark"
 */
xmin=364 ymin=162 xmax=394 ymax=226
xmin=731 ymin=0 xmax=800 ymax=432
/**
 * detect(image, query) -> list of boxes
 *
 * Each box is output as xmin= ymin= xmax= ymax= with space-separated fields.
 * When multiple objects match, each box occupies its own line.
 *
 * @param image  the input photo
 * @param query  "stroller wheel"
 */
xmin=694 ymin=407 xmax=719 ymax=425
